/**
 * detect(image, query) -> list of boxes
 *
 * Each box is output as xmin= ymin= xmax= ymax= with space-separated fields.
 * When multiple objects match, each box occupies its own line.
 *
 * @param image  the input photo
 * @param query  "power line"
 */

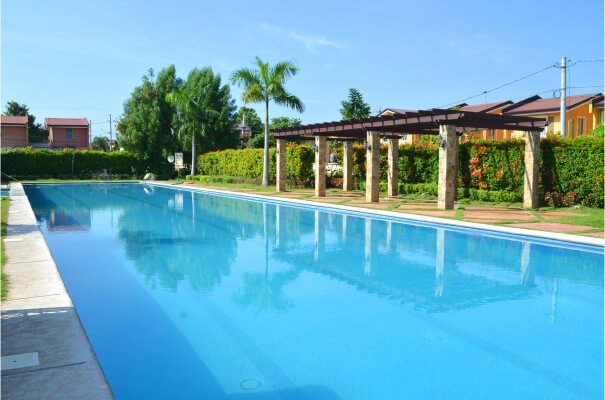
xmin=438 ymin=64 xmax=557 ymax=108
xmin=568 ymin=59 xmax=604 ymax=66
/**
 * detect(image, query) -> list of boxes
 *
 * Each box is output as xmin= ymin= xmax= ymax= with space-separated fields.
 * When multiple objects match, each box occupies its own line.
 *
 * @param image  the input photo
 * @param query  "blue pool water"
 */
xmin=25 ymin=183 xmax=603 ymax=399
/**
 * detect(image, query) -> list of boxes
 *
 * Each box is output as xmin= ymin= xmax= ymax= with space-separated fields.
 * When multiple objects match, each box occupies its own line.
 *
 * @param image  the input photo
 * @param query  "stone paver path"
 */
xmin=507 ymin=222 xmax=596 ymax=232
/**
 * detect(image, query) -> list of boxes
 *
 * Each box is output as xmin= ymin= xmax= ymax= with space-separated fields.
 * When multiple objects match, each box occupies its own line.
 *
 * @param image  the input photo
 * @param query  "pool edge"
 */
xmin=147 ymin=182 xmax=604 ymax=248
xmin=1 ymin=182 xmax=115 ymax=399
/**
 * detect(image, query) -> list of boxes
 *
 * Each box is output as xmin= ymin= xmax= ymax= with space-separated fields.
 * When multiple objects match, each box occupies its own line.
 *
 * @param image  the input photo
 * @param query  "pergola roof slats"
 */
xmin=272 ymin=108 xmax=548 ymax=140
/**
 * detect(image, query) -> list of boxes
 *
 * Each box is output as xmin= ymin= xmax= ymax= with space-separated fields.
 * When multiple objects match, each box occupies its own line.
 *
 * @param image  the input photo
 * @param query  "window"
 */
xmin=66 ymin=128 xmax=73 ymax=140
xmin=489 ymin=129 xmax=497 ymax=139
xmin=568 ymin=119 xmax=574 ymax=137
xmin=577 ymin=117 xmax=585 ymax=135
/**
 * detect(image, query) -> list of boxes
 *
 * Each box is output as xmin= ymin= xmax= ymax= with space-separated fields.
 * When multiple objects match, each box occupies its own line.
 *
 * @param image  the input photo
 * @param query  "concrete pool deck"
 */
xmin=1 ymin=183 xmax=113 ymax=399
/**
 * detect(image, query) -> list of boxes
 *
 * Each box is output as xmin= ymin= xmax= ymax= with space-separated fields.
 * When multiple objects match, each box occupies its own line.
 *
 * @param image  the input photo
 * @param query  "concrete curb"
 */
xmin=1 ymin=183 xmax=114 ymax=399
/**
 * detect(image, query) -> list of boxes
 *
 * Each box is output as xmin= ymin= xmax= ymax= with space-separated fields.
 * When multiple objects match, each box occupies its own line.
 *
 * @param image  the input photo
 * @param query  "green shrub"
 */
xmin=197 ymin=145 xmax=313 ymax=183
xmin=540 ymin=136 xmax=604 ymax=207
xmin=194 ymin=137 xmax=604 ymax=207
xmin=0 ymin=148 xmax=155 ymax=179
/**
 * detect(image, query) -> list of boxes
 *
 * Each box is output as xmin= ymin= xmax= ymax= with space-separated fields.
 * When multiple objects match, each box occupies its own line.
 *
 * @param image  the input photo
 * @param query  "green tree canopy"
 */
xmin=340 ymin=88 xmax=371 ymax=121
xmin=91 ymin=136 xmax=110 ymax=151
xmin=235 ymin=106 xmax=263 ymax=147
xmin=231 ymin=57 xmax=304 ymax=185
xmin=116 ymin=66 xmax=180 ymax=168
xmin=234 ymin=106 xmax=263 ymax=136
xmin=249 ymin=116 xmax=302 ymax=148
xmin=168 ymin=67 xmax=237 ymax=174
xmin=3 ymin=101 xmax=49 ymax=143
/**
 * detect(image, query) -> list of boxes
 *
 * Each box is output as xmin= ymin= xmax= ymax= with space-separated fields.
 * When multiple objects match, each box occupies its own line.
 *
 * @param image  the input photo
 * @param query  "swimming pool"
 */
xmin=24 ymin=182 xmax=603 ymax=399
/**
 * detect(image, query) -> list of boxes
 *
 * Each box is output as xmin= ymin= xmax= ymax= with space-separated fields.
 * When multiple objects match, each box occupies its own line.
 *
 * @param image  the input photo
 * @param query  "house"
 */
xmin=503 ymin=93 xmax=603 ymax=138
xmin=380 ymin=93 xmax=603 ymax=143
xmin=45 ymin=118 xmax=90 ymax=149
xmin=1 ymin=115 xmax=28 ymax=148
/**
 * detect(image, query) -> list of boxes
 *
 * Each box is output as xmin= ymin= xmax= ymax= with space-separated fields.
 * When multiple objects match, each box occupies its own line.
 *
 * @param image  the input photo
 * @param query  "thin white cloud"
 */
xmin=259 ymin=23 xmax=348 ymax=53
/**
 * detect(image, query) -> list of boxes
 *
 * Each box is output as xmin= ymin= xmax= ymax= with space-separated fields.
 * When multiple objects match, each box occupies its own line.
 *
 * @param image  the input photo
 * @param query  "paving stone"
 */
xmin=507 ymin=222 xmax=595 ymax=232
xmin=538 ymin=211 xmax=590 ymax=220
xmin=357 ymin=203 xmax=395 ymax=209
xmin=397 ymin=210 xmax=457 ymax=217
xmin=463 ymin=211 xmax=536 ymax=221
xmin=464 ymin=205 xmax=524 ymax=212
xmin=584 ymin=232 xmax=605 ymax=238
xmin=397 ymin=204 xmax=436 ymax=210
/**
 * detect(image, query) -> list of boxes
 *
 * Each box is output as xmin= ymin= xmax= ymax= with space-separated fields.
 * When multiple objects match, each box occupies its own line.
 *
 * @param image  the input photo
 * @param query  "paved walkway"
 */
xmin=1 ymin=183 xmax=113 ymax=399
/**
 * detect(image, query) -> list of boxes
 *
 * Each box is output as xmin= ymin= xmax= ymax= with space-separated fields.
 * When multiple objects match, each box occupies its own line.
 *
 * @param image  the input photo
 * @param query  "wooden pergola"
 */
xmin=272 ymin=109 xmax=548 ymax=210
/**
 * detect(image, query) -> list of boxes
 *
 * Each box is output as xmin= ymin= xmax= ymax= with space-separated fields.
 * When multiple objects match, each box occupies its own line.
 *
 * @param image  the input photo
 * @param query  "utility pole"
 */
xmin=109 ymin=114 xmax=113 ymax=151
xmin=559 ymin=56 xmax=567 ymax=137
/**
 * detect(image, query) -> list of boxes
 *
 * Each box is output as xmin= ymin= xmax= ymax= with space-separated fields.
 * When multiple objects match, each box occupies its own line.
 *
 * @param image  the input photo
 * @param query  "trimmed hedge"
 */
xmin=196 ymin=137 xmax=605 ymax=207
xmin=197 ymin=145 xmax=314 ymax=183
xmin=0 ymin=148 xmax=154 ymax=179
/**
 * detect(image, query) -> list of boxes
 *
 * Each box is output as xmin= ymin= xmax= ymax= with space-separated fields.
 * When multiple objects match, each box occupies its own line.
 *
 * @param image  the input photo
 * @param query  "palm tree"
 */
xmin=231 ymin=57 xmax=304 ymax=186
xmin=167 ymin=68 xmax=220 ymax=175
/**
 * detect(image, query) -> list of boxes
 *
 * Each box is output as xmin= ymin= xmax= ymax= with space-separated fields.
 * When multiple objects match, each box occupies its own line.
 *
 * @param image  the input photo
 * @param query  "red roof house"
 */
xmin=45 ymin=118 xmax=90 ymax=149
xmin=1 ymin=115 xmax=29 ymax=148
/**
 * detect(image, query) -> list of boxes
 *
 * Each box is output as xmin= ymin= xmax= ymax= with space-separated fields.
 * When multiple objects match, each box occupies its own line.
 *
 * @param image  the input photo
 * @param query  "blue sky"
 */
xmin=2 ymin=0 xmax=603 ymax=139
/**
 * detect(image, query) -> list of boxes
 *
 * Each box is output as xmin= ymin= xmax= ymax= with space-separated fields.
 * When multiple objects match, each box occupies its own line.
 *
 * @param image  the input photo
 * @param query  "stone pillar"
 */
xmin=523 ymin=131 xmax=540 ymax=209
xmin=315 ymin=136 xmax=326 ymax=197
xmin=437 ymin=125 xmax=458 ymax=210
xmin=365 ymin=131 xmax=380 ymax=202
xmin=343 ymin=141 xmax=353 ymax=191
xmin=387 ymin=138 xmax=399 ymax=197
xmin=276 ymin=139 xmax=286 ymax=192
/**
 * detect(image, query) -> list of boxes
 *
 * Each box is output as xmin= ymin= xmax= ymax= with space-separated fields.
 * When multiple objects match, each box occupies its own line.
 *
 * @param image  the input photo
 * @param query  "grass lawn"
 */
xmin=1 ymin=197 xmax=9 ymax=300
xmin=534 ymin=206 xmax=604 ymax=229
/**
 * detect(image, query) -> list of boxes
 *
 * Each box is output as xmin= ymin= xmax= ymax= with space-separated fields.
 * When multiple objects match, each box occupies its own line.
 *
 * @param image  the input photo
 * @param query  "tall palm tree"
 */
xmin=231 ymin=57 xmax=304 ymax=186
xmin=167 ymin=68 xmax=220 ymax=175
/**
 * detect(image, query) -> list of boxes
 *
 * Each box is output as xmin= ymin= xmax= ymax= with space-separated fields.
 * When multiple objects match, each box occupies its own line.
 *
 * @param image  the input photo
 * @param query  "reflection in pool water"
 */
xmin=25 ymin=183 xmax=603 ymax=400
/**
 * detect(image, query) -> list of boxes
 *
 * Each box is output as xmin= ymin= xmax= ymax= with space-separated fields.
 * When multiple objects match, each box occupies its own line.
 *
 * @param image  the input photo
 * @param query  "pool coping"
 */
xmin=147 ymin=181 xmax=604 ymax=248
xmin=1 ymin=183 xmax=114 ymax=399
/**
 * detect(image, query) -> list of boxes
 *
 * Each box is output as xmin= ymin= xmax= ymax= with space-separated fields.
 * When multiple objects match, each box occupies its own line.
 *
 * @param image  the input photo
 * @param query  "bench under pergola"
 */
xmin=272 ymin=109 xmax=548 ymax=210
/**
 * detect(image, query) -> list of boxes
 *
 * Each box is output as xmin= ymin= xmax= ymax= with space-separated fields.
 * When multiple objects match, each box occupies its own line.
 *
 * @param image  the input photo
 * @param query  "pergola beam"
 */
xmin=273 ymin=109 xmax=548 ymax=139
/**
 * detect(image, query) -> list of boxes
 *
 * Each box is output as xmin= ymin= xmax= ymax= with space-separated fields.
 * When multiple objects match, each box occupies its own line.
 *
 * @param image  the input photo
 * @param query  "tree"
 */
xmin=340 ymin=88 xmax=371 ymax=121
xmin=234 ymin=106 xmax=263 ymax=136
xmin=91 ymin=136 xmax=110 ymax=151
xmin=231 ymin=57 xmax=304 ymax=185
xmin=249 ymin=116 xmax=302 ymax=149
xmin=116 ymin=66 xmax=180 ymax=168
xmin=3 ymin=101 xmax=49 ymax=143
xmin=168 ymin=67 xmax=237 ymax=175
xmin=234 ymin=106 xmax=263 ymax=147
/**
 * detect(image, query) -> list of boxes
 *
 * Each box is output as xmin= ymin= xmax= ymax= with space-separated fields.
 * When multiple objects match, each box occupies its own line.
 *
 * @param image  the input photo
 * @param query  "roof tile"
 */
xmin=45 ymin=118 xmax=89 ymax=127
xmin=1 ymin=115 xmax=28 ymax=125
